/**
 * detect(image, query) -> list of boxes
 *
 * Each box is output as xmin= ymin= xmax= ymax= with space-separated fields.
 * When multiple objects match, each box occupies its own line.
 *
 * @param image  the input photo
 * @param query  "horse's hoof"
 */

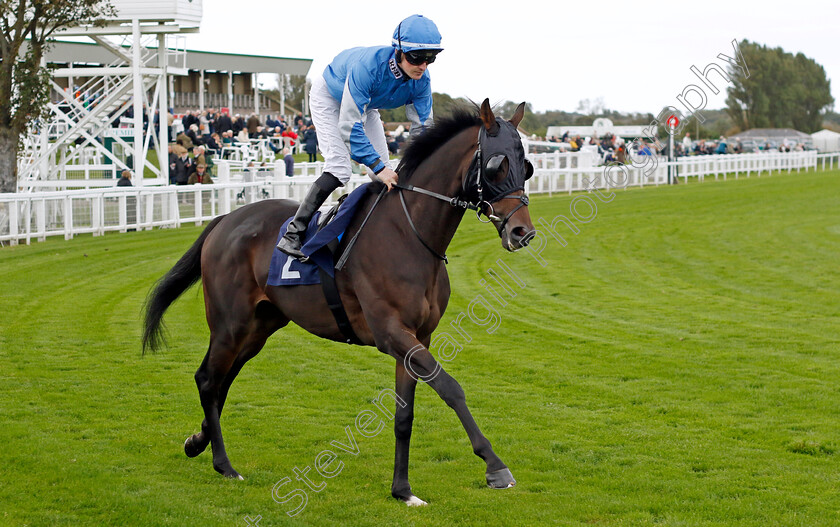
xmin=184 ymin=435 xmax=207 ymax=458
xmin=404 ymin=495 xmax=428 ymax=507
xmin=486 ymin=467 xmax=516 ymax=489
xmin=214 ymin=462 xmax=243 ymax=480
xmin=221 ymin=470 xmax=244 ymax=480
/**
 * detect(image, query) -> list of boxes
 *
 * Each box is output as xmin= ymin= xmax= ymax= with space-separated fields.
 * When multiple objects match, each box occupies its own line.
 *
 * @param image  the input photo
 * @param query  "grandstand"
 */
xmin=16 ymin=0 xmax=311 ymax=192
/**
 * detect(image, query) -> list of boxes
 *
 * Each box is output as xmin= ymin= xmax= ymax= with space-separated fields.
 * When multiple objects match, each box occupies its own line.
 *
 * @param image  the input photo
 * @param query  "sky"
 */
xmin=180 ymin=0 xmax=840 ymax=116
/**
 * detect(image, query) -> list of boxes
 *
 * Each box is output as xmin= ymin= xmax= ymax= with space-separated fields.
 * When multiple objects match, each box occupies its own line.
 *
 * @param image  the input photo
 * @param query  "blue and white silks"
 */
xmin=321 ymin=46 xmax=434 ymax=171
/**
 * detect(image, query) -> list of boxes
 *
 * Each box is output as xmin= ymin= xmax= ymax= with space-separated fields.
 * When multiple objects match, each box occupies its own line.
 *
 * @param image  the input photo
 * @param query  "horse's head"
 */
xmin=463 ymin=99 xmax=536 ymax=251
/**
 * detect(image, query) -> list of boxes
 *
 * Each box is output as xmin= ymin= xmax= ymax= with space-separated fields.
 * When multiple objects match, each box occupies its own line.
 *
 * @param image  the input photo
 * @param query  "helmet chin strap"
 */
xmin=392 ymin=50 xmax=409 ymax=80
xmin=394 ymin=22 xmax=410 ymax=80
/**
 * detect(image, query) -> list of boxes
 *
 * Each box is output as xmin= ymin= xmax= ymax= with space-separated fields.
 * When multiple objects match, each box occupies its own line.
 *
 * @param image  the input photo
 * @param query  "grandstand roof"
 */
xmin=39 ymin=39 xmax=312 ymax=76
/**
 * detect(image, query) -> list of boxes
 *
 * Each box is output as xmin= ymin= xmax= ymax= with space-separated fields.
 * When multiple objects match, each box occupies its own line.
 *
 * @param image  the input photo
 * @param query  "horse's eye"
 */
xmin=484 ymin=154 xmax=507 ymax=182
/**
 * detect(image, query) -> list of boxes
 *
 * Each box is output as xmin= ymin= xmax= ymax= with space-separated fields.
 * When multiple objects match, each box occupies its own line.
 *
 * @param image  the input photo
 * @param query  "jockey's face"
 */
xmin=398 ymin=53 xmax=428 ymax=80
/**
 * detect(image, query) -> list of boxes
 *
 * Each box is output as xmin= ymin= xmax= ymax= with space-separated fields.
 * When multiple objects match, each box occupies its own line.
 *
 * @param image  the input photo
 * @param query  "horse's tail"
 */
xmin=142 ymin=215 xmax=226 ymax=354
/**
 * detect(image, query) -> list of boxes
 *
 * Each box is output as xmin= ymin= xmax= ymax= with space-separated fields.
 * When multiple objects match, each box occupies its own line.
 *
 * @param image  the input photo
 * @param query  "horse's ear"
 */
xmin=479 ymin=98 xmax=499 ymax=134
xmin=510 ymin=102 xmax=526 ymax=128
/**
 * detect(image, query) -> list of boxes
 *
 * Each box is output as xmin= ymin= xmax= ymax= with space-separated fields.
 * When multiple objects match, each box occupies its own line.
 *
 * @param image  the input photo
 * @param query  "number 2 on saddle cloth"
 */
xmin=267 ymin=186 xmax=368 ymax=286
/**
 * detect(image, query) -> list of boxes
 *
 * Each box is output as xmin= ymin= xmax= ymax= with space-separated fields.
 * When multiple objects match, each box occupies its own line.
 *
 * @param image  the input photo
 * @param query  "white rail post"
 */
xmin=171 ymin=191 xmax=181 ymax=228
xmin=36 ymin=199 xmax=46 ymax=242
xmin=132 ymin=19 xmax=144 ymax=182
xmin=63 ymin=196 xmax=73 ymax=240
xmin=145 ymin=190 xmax=155 ymax=230
xmin=119 ymin=194 xmax=127 ymax=232
xmin=194 ymin=188 xmax=201 ymax=226
xmin=92 ymin=195 xmax=101 ymax=236
xmin=8 ymin=200 xmax=19 ymax=246
xmin=157 ymin=33 xmax=169 ymax=187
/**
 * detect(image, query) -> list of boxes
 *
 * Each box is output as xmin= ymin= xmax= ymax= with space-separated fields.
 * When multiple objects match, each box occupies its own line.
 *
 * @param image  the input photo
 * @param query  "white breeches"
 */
xmin=309 ymin=75 xmax=392 ymax=184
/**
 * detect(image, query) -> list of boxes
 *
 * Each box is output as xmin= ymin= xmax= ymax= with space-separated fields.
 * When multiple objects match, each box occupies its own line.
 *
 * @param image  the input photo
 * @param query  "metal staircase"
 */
xmin=17 ymin=27 xmax=188 ymax=191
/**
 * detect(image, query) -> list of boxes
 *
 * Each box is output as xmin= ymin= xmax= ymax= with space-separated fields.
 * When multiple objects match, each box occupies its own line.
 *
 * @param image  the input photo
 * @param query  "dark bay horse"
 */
xmin=143 ymin=99 xmax=535 ymax=506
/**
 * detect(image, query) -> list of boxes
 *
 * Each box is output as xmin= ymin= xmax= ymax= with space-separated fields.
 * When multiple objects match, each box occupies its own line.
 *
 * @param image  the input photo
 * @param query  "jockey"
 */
xmin=277 ymin=14 xmax=443 ymax=260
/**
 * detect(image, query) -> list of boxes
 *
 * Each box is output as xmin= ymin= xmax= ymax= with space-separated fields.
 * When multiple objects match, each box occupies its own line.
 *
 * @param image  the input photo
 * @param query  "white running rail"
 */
xmin=0 ymin=151 xmax=836 ymax=246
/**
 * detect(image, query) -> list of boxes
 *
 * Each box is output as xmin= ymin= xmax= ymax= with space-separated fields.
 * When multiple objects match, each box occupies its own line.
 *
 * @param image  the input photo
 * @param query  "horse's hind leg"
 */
xmin=193 ymin=334 xmax=245 ymax=479
xmin=189 ymin=303 xmax=287 ymax=478
xmin=184 ymin=333 xmax=270 ymax=460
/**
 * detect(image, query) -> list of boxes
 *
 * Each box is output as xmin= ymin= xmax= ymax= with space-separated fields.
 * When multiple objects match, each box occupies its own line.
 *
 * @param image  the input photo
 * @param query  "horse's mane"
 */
xmin=397 ymin=108 xmax=481 ymax=178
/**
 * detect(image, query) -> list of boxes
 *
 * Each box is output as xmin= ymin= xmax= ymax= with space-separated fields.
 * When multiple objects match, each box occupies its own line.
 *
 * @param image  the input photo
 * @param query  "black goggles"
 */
xmin=404 ymin=50 xmax=439 ymax=65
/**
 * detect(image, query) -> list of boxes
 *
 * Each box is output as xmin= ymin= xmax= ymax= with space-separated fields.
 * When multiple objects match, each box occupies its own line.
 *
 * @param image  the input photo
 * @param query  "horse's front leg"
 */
xmin=391 ymin=361 xmax=424 ymax=505
xmin=382 ymin=330 xmax=516 ymax=495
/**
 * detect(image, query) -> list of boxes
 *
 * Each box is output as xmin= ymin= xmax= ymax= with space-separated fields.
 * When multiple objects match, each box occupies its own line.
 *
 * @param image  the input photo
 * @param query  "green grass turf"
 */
xmin=1 ymin=168 xmax=838 ymax=526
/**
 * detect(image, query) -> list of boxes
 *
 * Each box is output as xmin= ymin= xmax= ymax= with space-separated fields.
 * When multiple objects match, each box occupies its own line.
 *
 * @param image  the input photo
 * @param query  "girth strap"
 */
xmin=319 ymin=236 xmax=363 ymax=345
xmin=335 ymin=185 xmax=388 ymax=271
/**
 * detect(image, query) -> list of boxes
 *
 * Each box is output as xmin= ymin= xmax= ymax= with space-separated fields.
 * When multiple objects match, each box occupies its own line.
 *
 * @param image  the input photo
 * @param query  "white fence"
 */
xmin=1 ymin=151 xmax=838 ymax=246
xmin=508 ymin=150 xmax=826 ymax=197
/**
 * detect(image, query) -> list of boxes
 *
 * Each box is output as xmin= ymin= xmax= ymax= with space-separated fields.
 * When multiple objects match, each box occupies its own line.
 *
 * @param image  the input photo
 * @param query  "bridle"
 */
xmin=394 ymin=123 xmax=532 ymax=263
xmin=464 ymin=125 xmax=531 ymax=234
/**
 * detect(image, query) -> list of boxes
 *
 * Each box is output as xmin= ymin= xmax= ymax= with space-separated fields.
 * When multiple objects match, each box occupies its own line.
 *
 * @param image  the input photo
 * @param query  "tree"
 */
xmin=576 ymin=97 xmax=606 ymax=116
xmin=725 ymin=40 xmax=833 ymax=133
xmin=0 ymin=0 xmax=115 ymax=193
xmin=264 ymin=74 xmax=307 ymax=115
xmin=377 ymin=92 xmax=474 ymax=124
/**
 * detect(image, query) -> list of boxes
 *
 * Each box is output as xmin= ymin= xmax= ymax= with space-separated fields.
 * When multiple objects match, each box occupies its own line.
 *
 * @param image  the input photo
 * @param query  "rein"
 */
xmin=398 ymin=189 xmax=449 ymax=263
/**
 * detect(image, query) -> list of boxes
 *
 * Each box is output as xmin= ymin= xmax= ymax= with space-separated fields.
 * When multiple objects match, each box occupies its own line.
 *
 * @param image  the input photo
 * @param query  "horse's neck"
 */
xmin=396 ymin=127 xmax=477 ymax=254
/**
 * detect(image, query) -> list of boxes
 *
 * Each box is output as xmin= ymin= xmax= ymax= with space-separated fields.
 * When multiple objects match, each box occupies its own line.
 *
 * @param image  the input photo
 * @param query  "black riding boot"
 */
xmin=277 ymin=172 xmax=342 ymax=261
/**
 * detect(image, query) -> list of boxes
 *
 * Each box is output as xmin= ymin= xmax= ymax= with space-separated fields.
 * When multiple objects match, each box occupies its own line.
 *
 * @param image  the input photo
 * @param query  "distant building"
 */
xmin=546 ymin=118 xmax=652 ymax=141
xmin=728 ymin=128 xmax=814 ymax=150
xmin=810 ymin=129 xmax=840 ymax=152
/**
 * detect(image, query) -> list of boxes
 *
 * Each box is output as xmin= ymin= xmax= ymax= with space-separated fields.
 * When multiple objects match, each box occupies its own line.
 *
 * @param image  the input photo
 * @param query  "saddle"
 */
xmin=267 ymin=186 xmax=373 ymax=345
xmin=316 ymin=192 xmax=349 ymax=230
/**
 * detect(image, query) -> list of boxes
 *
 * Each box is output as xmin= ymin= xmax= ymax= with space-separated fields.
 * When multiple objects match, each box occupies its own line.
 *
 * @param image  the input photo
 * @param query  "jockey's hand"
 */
xmin=376 ymin=167 xmax=399 ymax=190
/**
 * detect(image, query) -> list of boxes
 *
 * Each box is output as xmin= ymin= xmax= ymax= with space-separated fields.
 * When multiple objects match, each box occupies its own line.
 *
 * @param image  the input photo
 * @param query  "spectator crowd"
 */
xmin=162 ymin=108 xmax=318 ymax=185
xmin=533 ymin=130 xmax=809 ymax=164
xmin=124 ymin=104 xmax=812 ymax=186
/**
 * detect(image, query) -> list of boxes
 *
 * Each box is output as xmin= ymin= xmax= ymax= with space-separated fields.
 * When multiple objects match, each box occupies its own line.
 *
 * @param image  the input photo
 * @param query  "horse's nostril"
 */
xmin=511 ymin=226 xmax=527 ymax=240
xmin=517 ymin=228 xmax=536 ymax=247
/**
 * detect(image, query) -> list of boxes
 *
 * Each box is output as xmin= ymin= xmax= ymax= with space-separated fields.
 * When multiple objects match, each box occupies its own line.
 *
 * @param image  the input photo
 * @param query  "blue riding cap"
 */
xmin=392 ymin=14 xmax=443 ymax=52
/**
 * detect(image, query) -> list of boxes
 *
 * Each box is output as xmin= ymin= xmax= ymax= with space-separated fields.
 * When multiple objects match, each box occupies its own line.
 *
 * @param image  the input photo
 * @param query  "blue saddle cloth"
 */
xmin=267 ymin=183 xmax=372 ymax=286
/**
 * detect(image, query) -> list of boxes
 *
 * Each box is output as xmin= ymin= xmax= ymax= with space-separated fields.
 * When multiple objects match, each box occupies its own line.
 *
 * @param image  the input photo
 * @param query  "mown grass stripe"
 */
xmin=1 ymin=168 xmax=838 ymax=526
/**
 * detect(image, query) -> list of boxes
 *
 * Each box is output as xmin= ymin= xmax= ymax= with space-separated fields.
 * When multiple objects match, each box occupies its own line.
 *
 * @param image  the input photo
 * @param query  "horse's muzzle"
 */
xmin=492 ymin=192 xmax=534 ymax=252
xmin=502 ymin=225 xmax=535 ymax=251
